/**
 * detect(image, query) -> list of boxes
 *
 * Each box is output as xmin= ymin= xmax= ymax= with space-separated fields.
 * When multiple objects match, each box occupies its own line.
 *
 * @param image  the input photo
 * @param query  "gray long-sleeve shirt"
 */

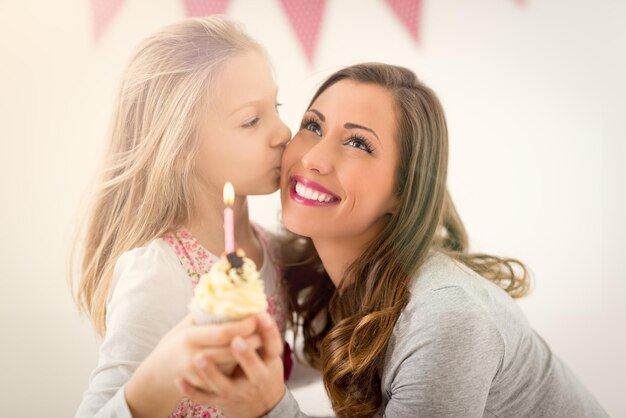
xmin=266 ymin=252 xmax=609 ymax=417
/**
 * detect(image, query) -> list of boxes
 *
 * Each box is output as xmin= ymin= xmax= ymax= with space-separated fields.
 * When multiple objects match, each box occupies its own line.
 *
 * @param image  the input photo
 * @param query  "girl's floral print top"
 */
xmin=162 ymin=225 xmax=288 ymax=418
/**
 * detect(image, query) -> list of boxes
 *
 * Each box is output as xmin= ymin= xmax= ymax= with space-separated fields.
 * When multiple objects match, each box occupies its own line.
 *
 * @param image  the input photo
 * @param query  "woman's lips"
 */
xmin=289 ymin=175 xmax=341 ymax=207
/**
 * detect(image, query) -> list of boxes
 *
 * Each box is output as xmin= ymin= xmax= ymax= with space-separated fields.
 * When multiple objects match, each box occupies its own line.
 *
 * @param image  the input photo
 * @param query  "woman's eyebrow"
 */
xmin=308 ymin=108 xmax=325 ymax=121
xmin=308 ymin=108 xmax=382 ymax=148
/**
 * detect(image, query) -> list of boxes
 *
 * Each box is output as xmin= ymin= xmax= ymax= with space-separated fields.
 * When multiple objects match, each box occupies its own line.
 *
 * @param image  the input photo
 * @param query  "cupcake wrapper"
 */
xmin=189 ymin=301 xmax=236 ymax=325
xmin=192 ymin=312 xmax=234 ymax=325
xmin=188 ymin=298 xmax=268 ymax=325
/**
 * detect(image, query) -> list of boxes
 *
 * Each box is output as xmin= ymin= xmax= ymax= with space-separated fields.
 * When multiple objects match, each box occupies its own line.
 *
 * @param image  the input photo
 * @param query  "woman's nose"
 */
xmin=301 ymin=138 xmax=333 ymax=175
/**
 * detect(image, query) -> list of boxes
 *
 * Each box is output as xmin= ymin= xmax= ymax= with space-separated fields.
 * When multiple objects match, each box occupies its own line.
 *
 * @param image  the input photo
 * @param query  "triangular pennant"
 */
xmin=182 ymin=0 xmax=230 ymax=17
xmin=91 ymin=0 xmax=126 ymax=43
xmin=385 ymin=0 xmax=422 ymax=43
xmin=280 ymin=0 xmax=326 ymax=66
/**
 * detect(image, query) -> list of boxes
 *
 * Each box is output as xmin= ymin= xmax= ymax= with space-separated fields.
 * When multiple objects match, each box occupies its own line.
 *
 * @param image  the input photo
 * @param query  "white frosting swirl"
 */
xmin=191 ymin=255 xmax=268 ymax=319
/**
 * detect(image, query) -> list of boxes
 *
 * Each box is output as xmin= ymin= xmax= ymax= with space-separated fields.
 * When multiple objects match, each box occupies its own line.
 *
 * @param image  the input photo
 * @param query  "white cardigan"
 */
xmin=75 ymin=238 xmax=277 ymax=418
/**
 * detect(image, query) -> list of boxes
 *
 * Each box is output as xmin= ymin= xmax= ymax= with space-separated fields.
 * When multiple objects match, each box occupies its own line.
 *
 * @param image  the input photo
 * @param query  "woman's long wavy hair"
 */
xmin=70 ymin=17 xmax=263 ymax=336
xmin=284 ymin=63 xmax=531 ymax=417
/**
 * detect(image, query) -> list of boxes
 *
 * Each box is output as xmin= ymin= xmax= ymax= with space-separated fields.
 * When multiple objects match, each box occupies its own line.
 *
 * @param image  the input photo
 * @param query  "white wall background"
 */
xmin=1 ymin=0 xmax=624 ymax=416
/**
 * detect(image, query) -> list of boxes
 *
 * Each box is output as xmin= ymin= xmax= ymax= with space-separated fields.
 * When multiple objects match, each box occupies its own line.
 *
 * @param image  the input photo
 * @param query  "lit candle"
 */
xmin=223 ymin=182 xmax=235 ymax=254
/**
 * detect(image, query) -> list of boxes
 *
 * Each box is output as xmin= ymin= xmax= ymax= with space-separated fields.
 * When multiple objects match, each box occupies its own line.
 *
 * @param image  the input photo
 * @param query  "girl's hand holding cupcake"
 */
xmin=124 ymin=314 xmax=263 ymax=418
xmin=175 ymin=313 xmax=286 ymax=418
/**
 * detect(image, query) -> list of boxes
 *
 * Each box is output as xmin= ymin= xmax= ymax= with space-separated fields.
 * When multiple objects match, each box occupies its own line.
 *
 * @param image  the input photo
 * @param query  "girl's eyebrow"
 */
xmin=230 ymin=98 xmax=276 ymax=117
xmin=229 ymin=87 xmax=279 ymax=116
xmin=229 ymin=100 xmax=263 ymax=116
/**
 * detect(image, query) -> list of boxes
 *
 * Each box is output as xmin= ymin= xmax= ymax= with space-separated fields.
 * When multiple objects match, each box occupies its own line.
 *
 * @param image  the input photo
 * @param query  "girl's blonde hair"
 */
xmin=71 ymin=16 xmax=263 ymax=336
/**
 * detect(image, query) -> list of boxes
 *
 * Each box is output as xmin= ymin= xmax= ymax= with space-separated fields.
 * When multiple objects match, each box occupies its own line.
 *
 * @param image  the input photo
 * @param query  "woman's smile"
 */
xmin=289 ymin=175 xmax=341 ymax=207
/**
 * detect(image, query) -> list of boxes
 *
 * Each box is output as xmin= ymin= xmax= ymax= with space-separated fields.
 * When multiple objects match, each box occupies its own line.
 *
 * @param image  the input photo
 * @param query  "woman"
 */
xmin=177 ymin=63 xmax=609 ymax=418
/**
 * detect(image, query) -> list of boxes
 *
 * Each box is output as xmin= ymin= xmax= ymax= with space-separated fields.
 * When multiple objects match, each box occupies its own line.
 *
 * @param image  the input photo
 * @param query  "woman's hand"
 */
xmin=125 ymin=314 xmax=262 ymax=418
xmin=175 ymin=313 xmax=286 ymax=418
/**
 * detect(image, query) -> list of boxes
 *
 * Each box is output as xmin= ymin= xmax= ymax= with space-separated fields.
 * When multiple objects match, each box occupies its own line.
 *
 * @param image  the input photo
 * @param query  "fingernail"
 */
xmin=233 ymin=336 xmax=247 ymax=352
xmin=195 ymin=356 xmax=208 ymax=369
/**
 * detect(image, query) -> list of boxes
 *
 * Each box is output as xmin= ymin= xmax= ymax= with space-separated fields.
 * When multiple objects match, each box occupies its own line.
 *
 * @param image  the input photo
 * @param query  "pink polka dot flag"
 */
xmin=91 ymin=0 xmax=126 ymax=42
xmin=279 ymin=0 xmax=326 ymax=66
xmin=90 ymin=1 xmax=525 ymax=62
xmin=385 ymin=0 xmax=422 ymax=43
xmin=182 ymin=0 xmax=230 ymax=17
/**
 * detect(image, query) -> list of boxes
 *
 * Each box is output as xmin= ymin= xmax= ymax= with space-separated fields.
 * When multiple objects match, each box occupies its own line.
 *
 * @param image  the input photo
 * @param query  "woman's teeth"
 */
xmin=295 ymin=182 xmax=336 ymax=203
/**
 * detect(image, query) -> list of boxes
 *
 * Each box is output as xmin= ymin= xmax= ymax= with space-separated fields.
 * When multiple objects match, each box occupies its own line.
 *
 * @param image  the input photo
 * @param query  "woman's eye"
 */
xmin=302 ymin=120 xmax=322 ymax=136
xmin=242 ymin=117 xmax=259 ymax=128
xmin=345 ymin=137 xmax=373 ymax=154
xmin=275 ymin=102 xmax=282 ymax=113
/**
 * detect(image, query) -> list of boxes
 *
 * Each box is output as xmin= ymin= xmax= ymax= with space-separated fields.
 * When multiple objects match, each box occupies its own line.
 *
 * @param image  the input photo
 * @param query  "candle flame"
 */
xmin=223 ymin=182 xmax=234 ymax=206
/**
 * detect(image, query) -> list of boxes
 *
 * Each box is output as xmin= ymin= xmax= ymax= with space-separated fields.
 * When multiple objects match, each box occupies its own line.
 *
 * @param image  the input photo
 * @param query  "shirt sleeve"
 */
xmin=380 ymin=286 xmax=504 ymax=418
xmin=263 ymin=388 xmax=310 ymax=418
xmin=74 ymin=241 xmax=191 ymax=418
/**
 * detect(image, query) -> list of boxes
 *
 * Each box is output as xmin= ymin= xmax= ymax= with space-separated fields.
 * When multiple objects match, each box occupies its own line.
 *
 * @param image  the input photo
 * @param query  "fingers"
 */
xmin=185 ymin=315 xmax=257 ymax=347
xmin=256 ymin=313 xmax=283 ymax=360
xmin=183 ymin=354 xmax=219 ymax=392
xmin=231 ymin=336 xmax=270 ymax=386
xmin=193 ymin=354 xmax=236 ymax=398
xmin=193 ymin=354 xmax=221 ymax=393
xmin=245 ymin=333 xmax=263 ymax=352
xmin=198 ymin=334 xmax=262 ymax=365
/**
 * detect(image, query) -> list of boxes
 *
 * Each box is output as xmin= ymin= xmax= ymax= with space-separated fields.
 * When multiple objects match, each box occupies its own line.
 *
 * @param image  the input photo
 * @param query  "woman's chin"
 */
xmin=281 ymin=211 xmax=315 ymax=238
xmin=282 ymin=220 xmax=307 ymax=237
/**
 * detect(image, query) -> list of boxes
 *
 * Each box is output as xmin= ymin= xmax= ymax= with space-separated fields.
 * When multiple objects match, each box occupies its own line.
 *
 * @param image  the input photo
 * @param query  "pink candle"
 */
xmin=223 ymin=182 xmax=235 ymax=253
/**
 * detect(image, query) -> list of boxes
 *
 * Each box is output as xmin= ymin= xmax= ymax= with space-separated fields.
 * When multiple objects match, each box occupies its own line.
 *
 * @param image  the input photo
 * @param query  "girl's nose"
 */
xmin=271 ymin=119 xmax=292 ymax=148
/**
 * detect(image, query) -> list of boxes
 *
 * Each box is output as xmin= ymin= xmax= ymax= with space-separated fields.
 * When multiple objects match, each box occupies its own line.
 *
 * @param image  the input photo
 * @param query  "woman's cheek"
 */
xmin=282 ymin=139 xmax=302 ymax=170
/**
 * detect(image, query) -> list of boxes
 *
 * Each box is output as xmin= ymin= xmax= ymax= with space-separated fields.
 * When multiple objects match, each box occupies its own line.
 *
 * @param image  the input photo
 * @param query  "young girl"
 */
xmin=73 ymin=17 xmax=291 ymax=418
xmin=176 ymin=63 xmax=609 ymax=418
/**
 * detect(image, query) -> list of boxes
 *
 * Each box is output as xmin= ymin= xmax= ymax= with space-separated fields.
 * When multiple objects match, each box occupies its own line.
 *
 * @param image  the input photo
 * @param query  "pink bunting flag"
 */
xmin=182 ymin=0 xmax=230 ymax=17
xmin=385 ymin=0 xmax=422 ymax=43
xmin=91 ymin=0 xmax=126 ymax=43
xmin=280 ymin=0 xmax=326 ymax=66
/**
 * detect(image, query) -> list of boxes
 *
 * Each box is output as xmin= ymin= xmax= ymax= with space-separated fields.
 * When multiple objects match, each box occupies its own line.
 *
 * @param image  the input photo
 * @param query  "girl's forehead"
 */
xmin=208 ymin=51 xmax=276 ymax=112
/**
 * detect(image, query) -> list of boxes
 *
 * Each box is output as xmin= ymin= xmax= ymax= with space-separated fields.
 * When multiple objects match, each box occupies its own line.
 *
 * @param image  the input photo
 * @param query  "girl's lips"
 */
xmin=289 ymin=175 xmax=341 ymax=207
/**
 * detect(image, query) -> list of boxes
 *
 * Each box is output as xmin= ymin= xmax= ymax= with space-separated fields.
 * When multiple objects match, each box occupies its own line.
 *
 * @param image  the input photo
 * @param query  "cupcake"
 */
xmin=189 ymin=250 xmax=268 ymax=325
